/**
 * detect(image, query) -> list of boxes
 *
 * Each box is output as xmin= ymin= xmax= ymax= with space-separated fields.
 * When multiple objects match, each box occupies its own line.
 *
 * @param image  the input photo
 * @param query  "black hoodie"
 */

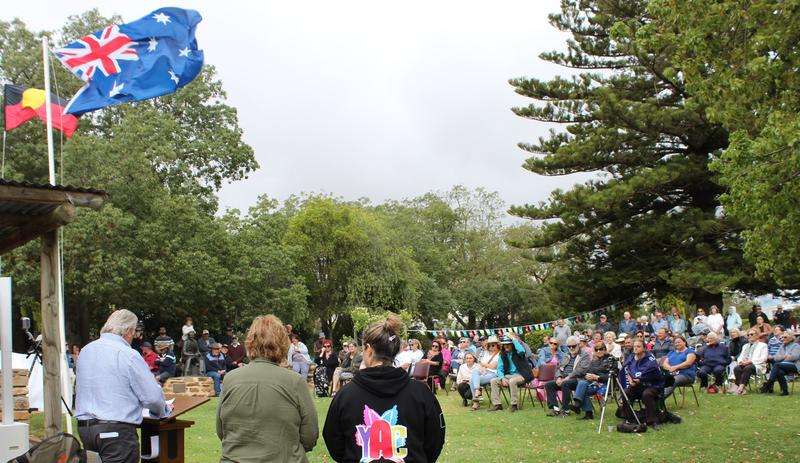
xmin=323 ymin=366 xmax=445 ymax=463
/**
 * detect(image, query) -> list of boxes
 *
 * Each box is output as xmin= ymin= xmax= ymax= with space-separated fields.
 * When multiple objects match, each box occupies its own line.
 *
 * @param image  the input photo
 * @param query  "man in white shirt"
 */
xmin=76 ymin=309 xmax=171 ymax=463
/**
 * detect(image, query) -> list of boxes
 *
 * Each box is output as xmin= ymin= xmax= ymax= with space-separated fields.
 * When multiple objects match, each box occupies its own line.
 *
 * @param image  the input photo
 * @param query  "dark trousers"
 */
xmin=456 ymin=382 xmax=472 ymax=402
xmin=698 ymin=365 xmax=725 ymax=387
xmin=766 ymin=362 xmax=799 ymax=392
xmin=733 ymin=364 xmax=756 ymax=386
xmin=78 ymin=422 xmax=139 ymax=463
xmin=545 ymin=378 xmax=578 ymax=409
xmin=621 ymin=383 xmax=660 ymax=425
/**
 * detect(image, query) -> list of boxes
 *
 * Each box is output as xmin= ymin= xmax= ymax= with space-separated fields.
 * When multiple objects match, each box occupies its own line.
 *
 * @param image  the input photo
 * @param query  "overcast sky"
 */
xmin=7 ymin=1 xmax=590 ymax=218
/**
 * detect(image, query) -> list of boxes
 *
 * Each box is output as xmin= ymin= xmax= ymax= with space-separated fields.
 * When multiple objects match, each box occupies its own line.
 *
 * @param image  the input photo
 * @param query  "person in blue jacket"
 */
xmin=488 ymin=333 xmax=533 ymax=412
xmin=620 ymin=339 xmax=664 ymax=426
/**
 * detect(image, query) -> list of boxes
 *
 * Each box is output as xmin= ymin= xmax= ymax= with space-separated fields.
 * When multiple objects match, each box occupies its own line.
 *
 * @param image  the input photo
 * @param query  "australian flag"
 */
xmin=54 ymin=7 xmax=204 ymax=115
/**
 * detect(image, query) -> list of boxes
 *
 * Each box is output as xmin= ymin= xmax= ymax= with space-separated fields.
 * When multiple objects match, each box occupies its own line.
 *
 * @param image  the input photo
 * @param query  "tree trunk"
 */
xmin=689 ymin=290 xmax=723 ymax=310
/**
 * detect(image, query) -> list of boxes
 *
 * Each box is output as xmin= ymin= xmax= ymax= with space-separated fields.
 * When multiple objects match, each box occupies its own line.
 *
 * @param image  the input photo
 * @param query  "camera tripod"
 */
xmin=25 ymin=328 xmax=74 ymax=417
xmin=597 ymin=369 xmax=642 ymax=433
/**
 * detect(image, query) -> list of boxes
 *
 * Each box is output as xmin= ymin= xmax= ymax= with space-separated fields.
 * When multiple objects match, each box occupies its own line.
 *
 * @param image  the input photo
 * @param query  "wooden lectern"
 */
xmin=139 ymin=396 xmax=209 ymax=463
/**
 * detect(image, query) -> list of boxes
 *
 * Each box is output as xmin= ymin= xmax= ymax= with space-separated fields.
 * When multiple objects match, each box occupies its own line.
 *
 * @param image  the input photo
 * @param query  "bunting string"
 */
xmin=409 ymin=295 xmax=642 ymax=339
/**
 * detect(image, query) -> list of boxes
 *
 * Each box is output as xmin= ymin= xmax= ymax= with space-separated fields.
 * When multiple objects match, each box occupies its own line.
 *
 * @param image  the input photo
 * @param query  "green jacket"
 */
xmin=216 ymin=359 xmax=318 ymax=462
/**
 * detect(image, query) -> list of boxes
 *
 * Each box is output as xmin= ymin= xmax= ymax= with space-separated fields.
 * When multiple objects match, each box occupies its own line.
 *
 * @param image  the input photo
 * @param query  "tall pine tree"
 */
xmin=508 ymin=0 xmax=774 ymax=310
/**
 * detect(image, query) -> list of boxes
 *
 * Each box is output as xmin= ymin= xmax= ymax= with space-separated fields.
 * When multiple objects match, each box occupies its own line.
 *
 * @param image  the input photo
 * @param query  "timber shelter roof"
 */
xmin=0 ymin=179 xmax=108 ymax=254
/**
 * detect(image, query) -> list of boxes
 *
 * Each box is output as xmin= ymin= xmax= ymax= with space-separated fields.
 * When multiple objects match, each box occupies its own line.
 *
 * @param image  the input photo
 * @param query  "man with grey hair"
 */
xmin=761 ymin=330 xmax=800 ymax=395
xmin=76 ymin=309 xmax=171 ymax=463
xmin=696 ymin=332 xmax=730 ymax=393
xmin=544 ymin=335 xmax=591 ymax=415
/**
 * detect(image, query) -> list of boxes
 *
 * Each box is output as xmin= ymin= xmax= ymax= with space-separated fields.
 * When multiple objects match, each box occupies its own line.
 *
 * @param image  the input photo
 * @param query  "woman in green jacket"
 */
xmin=216 ymin=314 xmax=319 ymax=462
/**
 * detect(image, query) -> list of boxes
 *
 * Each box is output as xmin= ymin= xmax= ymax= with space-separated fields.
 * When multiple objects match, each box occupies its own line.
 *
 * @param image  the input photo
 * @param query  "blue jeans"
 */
xmin=206 ymin=371 xmax=222 ymax=396
xmin=293 ymin=361 xmax=309 ymax=379
xmin=471 ymin=370 xmax=495 ymax=396
xmin=574 ymin=380 xmax=599 ymax=411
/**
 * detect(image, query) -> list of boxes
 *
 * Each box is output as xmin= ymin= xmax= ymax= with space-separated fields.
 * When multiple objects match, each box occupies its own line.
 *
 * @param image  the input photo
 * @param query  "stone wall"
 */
xmin=0 ymin=369 xmax=30 ymax=421
xmin=162 ymin=376 xmax=215 ymax=399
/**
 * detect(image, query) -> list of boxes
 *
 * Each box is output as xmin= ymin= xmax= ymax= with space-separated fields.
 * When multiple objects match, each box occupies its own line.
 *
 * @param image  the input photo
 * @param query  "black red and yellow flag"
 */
xmin=3 ymin=84 xmax=79 ymax=138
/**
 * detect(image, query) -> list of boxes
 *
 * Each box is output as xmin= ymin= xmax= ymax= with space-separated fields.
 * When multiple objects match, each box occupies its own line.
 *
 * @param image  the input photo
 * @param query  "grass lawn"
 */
xmin=31 ymin=388 xmax=800 ymax=462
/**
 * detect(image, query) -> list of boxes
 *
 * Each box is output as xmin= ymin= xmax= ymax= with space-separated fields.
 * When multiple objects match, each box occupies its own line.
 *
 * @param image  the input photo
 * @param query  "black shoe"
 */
xmin=510 ymin=404 xmax=519 ymax=413
xmin=546 ymin=408 xmax=558 ymax=417
xmin=760 ymin=383 xmax=773 ymax=394
xmin=462 ymin=397 xmax=468 ymax=407
xmin=780 ymin=390 xmax=789 ymax=396
xmin=488 ymin=404 xmax=503 ymax=412
xmin=581 ymin=411 xmax=594 ymax=420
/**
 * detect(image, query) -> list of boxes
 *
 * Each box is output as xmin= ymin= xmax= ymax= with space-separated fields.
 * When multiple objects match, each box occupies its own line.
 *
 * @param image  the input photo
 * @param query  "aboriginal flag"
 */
xmin=3 ymin=84 xmax=79 ymax=138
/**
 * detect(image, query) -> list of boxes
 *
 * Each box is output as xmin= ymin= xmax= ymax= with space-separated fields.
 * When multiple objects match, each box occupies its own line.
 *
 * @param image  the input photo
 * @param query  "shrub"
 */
xmin=524 ymin=329 xmax=552 ymax=350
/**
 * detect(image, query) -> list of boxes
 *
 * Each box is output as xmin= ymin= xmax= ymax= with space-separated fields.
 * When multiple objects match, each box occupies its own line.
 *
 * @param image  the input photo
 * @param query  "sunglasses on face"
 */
xmin=549 ymin=342 xmax=559 ymax=346
xmin=595 ymin=346 xmax=606 ymax=352
xmin=567 ymin=344 xmax=578 ymax=349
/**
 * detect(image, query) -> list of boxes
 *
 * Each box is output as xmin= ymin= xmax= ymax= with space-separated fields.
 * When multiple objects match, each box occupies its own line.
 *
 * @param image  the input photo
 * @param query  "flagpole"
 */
xmin=42 ymin=36 xmax=73 ymax=435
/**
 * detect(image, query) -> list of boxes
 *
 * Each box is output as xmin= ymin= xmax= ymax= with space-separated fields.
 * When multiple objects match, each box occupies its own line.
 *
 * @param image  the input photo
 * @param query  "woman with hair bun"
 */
xmin=323 ymin=315 xmax=445 ymax=463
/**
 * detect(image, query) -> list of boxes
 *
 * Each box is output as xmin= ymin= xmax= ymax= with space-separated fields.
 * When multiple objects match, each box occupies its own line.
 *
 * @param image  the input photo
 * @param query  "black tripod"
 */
xmin=24 ymin=328 xmax=74 ymax=417
xmin=597 ymin=367 xmax=641 ymax=433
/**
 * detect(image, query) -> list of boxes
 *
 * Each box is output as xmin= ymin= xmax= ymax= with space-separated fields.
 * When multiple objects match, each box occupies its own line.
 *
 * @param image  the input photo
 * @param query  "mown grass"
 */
xmin=30 ymin=387 xmax=800 ymax=462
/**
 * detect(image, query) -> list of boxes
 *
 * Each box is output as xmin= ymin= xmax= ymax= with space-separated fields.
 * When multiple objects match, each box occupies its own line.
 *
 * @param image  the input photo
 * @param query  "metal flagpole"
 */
xmin=42 ymin=36 xmax=73 ymax=435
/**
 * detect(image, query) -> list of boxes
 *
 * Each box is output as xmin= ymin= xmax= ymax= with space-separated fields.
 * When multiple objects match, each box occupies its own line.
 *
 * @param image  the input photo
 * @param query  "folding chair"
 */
xmin=526 ymin=363 xmax=557 ymax=408
xmin=411 ymin=362 xmax=431 ymax=390
xmin=672 ymin=383 xmax=700 ymax=408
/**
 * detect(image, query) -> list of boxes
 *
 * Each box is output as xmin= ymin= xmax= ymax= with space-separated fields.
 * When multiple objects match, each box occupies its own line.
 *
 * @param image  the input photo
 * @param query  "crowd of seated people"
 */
xmin=411 ymin=305 xmax=798 ymax=426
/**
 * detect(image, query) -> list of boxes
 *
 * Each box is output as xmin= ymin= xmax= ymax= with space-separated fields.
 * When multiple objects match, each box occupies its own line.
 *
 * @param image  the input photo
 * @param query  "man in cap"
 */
xmin=76 ymin=309 xmax=171 ymax=463
xmin=544 ymin=335 xmax=591 ymax=416
xmin=197 ymin=329 xmax=215 ymax=357
xmin=205 ymin=342 xmax=227 ymax=396
xmin=488 ymin=333 xmax=533 ymax=412
xmin=155 ymin=342 xmax=176 ymax=384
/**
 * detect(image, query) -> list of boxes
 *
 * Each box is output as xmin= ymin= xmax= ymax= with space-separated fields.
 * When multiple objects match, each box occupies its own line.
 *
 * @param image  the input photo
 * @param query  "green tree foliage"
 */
xmin=284 ymin=196 xmax=422 ymax=338
xmin=646 ymin=0 xmax=800 ymax=286
xmin=508 ymin=0 xmax=776 ymax=312
xmin=381 ymin=187 xmax=546 ymax=329
xmin=0 ymin=12 xmax=263 ymax=342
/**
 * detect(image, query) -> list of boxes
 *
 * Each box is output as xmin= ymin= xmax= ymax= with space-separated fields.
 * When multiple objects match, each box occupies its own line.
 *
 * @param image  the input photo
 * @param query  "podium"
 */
xmin=139 ymin=396 xmax=210 ymax=463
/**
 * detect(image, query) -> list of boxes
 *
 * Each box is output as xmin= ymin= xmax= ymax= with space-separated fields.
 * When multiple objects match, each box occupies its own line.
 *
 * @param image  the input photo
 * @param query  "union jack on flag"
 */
xmin=53 ymin=7 xmax=203 ymax=115
xmin=55 ymin=25 xmax=139 ymax=81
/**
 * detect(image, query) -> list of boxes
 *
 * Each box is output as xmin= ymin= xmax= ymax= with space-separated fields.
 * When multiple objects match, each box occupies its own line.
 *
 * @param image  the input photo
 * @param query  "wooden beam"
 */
xmin=0 ymin=204 xmax=75 ymax=255
xmin=40 ymin=230 xmax=62 ymax=437
xmin=0 ymin=184 xmax=106 ymax=210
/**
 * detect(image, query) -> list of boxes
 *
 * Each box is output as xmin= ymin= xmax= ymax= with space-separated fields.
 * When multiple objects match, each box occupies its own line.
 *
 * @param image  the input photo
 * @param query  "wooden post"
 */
xmin=40 ymin=230 xmax=62 ymax=437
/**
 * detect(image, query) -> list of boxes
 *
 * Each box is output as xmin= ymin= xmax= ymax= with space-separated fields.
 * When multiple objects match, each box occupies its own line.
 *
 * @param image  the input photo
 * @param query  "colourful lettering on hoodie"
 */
xmin=354 ymin=405 xmax=407 ymax=462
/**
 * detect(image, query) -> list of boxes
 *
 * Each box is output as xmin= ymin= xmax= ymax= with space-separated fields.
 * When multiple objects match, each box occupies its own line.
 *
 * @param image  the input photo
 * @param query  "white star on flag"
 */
xmin=168 ymin=69 xmax=180 ymax=84
xmin=109 ymin=80 xmax=124 ymax=97
xmin=147 ymin=37 xmax=158 ymax=52
xmin=153 ymin=12 xmax=171 ymax=25
xmin=178 ymin=47 xmax=191 ymax=58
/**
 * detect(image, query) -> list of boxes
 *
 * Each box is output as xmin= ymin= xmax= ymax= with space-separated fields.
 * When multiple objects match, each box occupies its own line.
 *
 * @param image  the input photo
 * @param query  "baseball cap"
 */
xmin=202 ymin=329 xmax=209 ymax=335
xmin=141 ymin=341 xmax=152 ymax=348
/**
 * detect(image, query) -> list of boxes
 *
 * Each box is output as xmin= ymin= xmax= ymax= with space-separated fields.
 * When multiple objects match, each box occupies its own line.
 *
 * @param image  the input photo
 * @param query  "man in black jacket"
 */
xmin=570 ymin=342 xmax=614 ymax=419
